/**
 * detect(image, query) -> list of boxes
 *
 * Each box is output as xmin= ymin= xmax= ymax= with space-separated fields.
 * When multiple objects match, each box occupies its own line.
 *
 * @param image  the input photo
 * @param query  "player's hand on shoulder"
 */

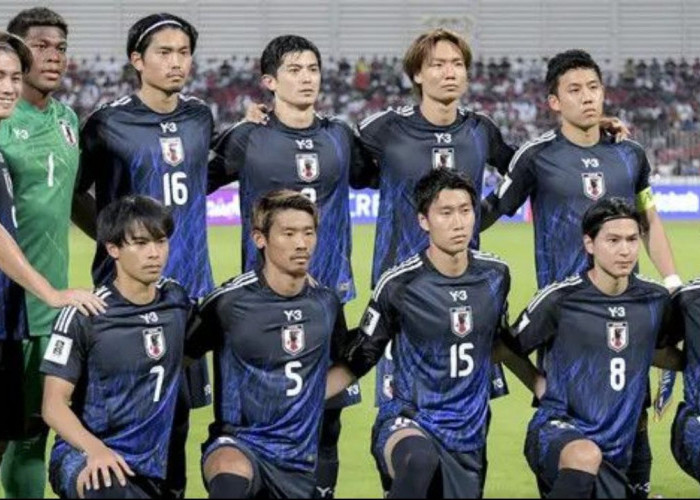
xmin=244 ymin=102 xmax=270 ymax=125
xmin=599 ymin=116 xmax=630 ymax=143
xmin=50 ymin=289 xmax=107 ymax=316
xmin=78 ymin=443 xmax=134 ymax=495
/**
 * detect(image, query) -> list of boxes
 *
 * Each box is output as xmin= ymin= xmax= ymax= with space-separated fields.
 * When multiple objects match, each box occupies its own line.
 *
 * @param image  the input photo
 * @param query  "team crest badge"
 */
xmin=432 ymin=147 xmax=455 ymax=170
xmin=296 ymin=153 xmax=319 ymax=182
xmin=160 ymin=137 xmax=185 ymax=167
xmin=582 ymin=172 xmax=606 ymax=200
xmin=607 ymin=321 xmax=628 ymax=353
xmin=282 ymin=324 xmax=305 ymax=355
xmin=450 ymin=306 xmax=473 ymax=337
xmin=143 ymin=326 xmax=166 ymax=360
xmin=59 ymin=120 xmax=77 ymax=147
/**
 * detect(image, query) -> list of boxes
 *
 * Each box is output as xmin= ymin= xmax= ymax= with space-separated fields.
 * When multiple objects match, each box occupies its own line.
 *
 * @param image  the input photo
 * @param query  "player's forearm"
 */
xmin=43 ymin=384 xmax=106 ymax=456
xmin=0 ymin=225 xmax=60 ymax=305
xmin=643 ymin=209 xmax=677 ymax=281
xmin=326 ymin=364 xmax=357 ymax=400
xmin=479 ymin=195 xmax=501 ymax=232
xmin=71 ymin=191 xmax=98 ymax=240
xmin=495 ymin=339 xmax=543 ymax=396
xmin=652 ymin=346 xmax=686 ymax=371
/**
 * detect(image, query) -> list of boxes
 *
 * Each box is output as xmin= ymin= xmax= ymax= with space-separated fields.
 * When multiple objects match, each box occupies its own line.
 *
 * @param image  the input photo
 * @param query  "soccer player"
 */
xmin=326 ymin=169 xmax=542 ymax=498
xmin=41 ymin=195 xmax=191 ymax=499
xmin=0 ymin=9 xmax=83 ymax=497
xmin=208 ymin=34 xmax=367 ymax=498
xmin=481 ymin=49 xmax=679 ymax=498
xmin=666 ymin=278 xmax=700 ymax=485
xmin=72 ymin=13 xmax=213 ymax=498
xmin=506 ymin=198 xmax=683 ymax=498
xmin=187 ymin=190 xmax=349 ymax=499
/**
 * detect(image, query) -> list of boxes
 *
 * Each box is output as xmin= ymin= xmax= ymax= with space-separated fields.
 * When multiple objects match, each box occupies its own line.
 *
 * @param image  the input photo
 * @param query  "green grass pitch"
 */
xmin=64 ymin=220 xmax=699 ymax=498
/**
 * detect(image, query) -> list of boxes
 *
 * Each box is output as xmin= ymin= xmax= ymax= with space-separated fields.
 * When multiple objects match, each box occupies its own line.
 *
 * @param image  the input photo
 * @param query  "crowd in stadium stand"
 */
xmin=56 ymin=54 xmax=700 ymax=176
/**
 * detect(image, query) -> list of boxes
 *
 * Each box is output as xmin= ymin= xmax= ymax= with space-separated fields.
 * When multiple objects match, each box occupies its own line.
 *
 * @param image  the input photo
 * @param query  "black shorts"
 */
xmin=671 ymin=402 xmax=700 ymax=483
xmin=525 ymin=419 xmax=631 ymax=499
xmin=202 ymin=434 xmax=315 ymax=499
xmin=0 ymin=340 xmax=25 ymax=440
xmin=371 ymin=416 xmax=486 ymax=499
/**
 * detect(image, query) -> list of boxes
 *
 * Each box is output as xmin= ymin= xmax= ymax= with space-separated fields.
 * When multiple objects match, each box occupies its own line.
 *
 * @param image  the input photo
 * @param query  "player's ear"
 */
xmin=418 ymin=213 xmax=430 ymax=233
xmin=106 ymin=242 xmax=120 ymax=260
xmin=252 ymin=229 xmax=267 ymax=251
xmin=583 ymin=234 xmax=594 ymax=257
xmin=261 ymin=74 xmax=277 ymax=93
xmin=130 ymin=51 xmax=144 ymax=73
xmin=547 ymin=93 xmax=561 ymax=113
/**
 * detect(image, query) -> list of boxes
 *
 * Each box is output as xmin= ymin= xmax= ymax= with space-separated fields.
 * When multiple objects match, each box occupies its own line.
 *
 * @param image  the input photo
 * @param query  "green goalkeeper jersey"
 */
xmin=0 ymin=98 xmax=79 ymax=337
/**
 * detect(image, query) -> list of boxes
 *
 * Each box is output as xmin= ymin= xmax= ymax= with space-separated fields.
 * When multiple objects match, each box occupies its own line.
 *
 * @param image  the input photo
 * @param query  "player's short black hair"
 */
xmin=0 ymin=32 xmax=32 ymax=73
xmin=546 ymin=49 xmax=602 ymax=96
xmin=126 ymin=13 xmax=198 ymax=58
xmin=97 ymin=195 xmax=174 ymax=248
xmin=7 ymin=7 xmax=68 ymax=38
xmin=260 ymin=35 xmax=322 ymax=77
xmin=581 ymin=197 xmax=647 ymax=240
xmin=252 ymin=189 xmax=319 ymax=238
xmin=414 ymin=168 xmax=477 ymax=216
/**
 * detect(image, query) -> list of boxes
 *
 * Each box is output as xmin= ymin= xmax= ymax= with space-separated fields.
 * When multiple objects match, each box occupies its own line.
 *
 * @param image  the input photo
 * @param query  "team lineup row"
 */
xmin=0 ymin=6 xmax=695 ymax=500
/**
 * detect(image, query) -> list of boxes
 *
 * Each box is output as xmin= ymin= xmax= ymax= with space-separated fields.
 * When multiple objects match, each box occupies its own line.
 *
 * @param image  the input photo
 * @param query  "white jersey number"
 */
xmin=150 ymin=365 xmax=165 ymax=402
xmin=450 ymin=343 xmax=474 ymax=379
xmin=610 ymin=357 xmax=626 ymax=391
xmin=285 ymin=361 xmax=303 ymax=397
xmin=163 ymin=172 xmax=189 ymax=206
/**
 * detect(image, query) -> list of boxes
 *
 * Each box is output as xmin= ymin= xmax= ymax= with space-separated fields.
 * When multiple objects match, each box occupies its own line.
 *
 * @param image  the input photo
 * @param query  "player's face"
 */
xmin=23 ymin=26 xmax=68 ymax=94
xmin=584 ymin=218 xmax=640 ymax=278
xmin=255 ymin=209 xmax=317 ymax=278
xmin=0 ymin=51 xmax=23 ymax=120
xmin=548 ymin=68 xmax=604 ymax=131
xmin=415 ymin=40 xmax=468 ymax=105
xmin=132 ymin=28 xmax=192 ymax=94
xmin=264 ymin=50 xmax=321 ymax=108
xmin=419 ymin=188 xmax=475 ymax=256
xmin=107 ymin=224 xmax=170 ymax=286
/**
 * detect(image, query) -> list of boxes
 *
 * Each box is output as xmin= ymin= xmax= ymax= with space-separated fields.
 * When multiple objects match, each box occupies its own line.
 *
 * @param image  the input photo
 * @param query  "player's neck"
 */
xmin=427 ymin=246 xmax=469 ymax=277
xmin=137 ymin=86 xmax=179 ymax=114
xmin=420 ymin=97 xmax=458 ymax=126
xmin=262 ymin=266 xmax=306 ymax=297
xmin=587 ymin=267 xmax=629 ymax=296
xmin=22 ymin=83 xmax=51 ymax=110
xmin=113 ymin=276 xmax=157 ymax=305
xmin=560 ymin=121 xmax=600 ymax=147
xmin=273 ymin=100 xmax=315 ymax=129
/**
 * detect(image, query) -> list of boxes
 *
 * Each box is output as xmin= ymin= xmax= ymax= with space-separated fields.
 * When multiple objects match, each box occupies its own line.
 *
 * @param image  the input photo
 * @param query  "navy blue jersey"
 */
xmin=77 ymin=94 xmax=215 ymax=299
xmin=0 ymin=152 xmax=27 ymax=341
xmin=344 ymin=250 xmax=510 ymax=452
xmin=490 ymin=130 xmax=652 ymax=288
xmin=40 ymin=279 xmax=190 ymax=480
xmin=666 ymin=279 xmax=700 ymax=413
xmin=209 ymin=114 xmax=369 ymax=303
xmin=357 ymin=105 xmax=513 ymax=286
xmin=187 ymin=272 xmax=347 ymax=472
xmin=508 ymin=273 xmax=670 ymax=469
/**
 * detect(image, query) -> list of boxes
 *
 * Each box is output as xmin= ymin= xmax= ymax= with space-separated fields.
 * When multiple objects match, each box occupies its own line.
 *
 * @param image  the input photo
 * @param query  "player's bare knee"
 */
xmin=559 ymin=439 xmax=603 ymax=474
xmin=204 ymin=447 xmax=254 ymax=482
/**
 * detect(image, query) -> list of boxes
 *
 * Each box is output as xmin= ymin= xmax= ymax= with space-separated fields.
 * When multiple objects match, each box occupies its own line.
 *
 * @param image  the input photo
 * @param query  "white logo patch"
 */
xmin=450 ymin=306 xmax=473 ymax=337
xmin=59 ymin=120 xmax=77 ymax=147
xmin=143 ymin=326 xmax=166 ymax=360
xmin=160 ymin=137 xmax=185 ymax=167
xmin=296 ymin=153 xmax=319 ymax=182
xmin=582 ymin=172 xmax=606 ymax=200
xmin=382 ymin=374 xmax=394 ymax=399
xmin=516 ymin=312 xmax=530 ymax=334
xmin=432 ymin=147 xmax=455 ymax=170
xmin=140 ymin=312 xmax=159 ymax=324
xmin=607 ymin=321 xmax=629 ymax=353
xmin=44 ymin=334 xmax=73 ymax=366
xmin=360 ymin=307 xmax=380 ymax=337
xmin=282 ymin=324 xmax=305 ymax=355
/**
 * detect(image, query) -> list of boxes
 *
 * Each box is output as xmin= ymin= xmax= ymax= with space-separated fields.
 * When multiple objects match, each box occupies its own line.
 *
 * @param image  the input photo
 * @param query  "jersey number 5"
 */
xmin=285 ymin=361 xmax=303 ymax=397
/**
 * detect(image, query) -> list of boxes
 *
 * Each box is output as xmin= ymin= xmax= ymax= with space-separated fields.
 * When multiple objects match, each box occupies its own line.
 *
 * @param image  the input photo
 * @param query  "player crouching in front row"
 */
xmin=187 ymin=190 xmax=350 ymax=499
xmin=326 ymin=168 xmax=544 ymax=499
xmin=41 ymin=196 xmax=191 ymax=499
xmin=506 ymin=197 xmax=684 ymax=499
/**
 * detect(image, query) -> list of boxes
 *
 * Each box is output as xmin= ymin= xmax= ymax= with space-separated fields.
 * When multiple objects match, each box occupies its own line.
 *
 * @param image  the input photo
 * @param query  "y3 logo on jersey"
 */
xmin=295 ymin=139 xmax=314 ymax=150
xmin=284 ymin=309 xmax=303 ymax=322
xmin=160 ymin=122 xmax=178 ymax=133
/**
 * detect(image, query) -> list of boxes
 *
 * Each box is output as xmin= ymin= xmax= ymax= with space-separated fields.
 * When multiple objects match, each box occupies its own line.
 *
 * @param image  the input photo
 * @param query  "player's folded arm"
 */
xmin=184 ymin=299 xmax=220 ymax=362
xmin=652 ymin=293 xmax=687 ymax=372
